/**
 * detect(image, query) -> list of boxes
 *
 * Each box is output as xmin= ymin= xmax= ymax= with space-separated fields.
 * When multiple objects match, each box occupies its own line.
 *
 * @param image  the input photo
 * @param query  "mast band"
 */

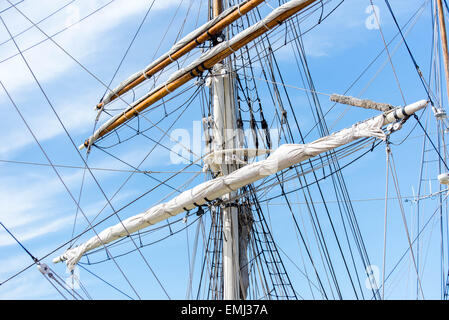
xmin=393 ymin=110 xmax=400 ymax=121
xmin=223 ymin=202 xmax=239 ymax=208
xmin=401 ymin=107 xmax=409 ymax=117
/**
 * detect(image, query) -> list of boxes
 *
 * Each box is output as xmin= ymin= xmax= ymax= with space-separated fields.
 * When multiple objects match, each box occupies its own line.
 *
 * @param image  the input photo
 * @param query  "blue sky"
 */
xmin=0 ymin=0 xmax=447 ymax=300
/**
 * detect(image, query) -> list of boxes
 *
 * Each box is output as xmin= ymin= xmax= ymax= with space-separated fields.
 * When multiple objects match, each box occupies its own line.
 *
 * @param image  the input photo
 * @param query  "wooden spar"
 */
xmin=437 ymin=0 xmax=449 ymax=106
xmin=83 ymin=0 xmax=318 ymax=149
xmin=96 ymin=0 xmax=266 ymax=109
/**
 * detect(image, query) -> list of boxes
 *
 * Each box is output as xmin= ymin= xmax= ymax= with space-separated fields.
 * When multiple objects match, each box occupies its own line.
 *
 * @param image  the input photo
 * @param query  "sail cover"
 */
xmin=53 ymin=100 xmax=429 ymax=271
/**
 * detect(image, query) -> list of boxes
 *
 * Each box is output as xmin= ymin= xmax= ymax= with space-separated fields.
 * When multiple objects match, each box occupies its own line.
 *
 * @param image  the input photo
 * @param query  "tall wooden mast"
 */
xmin=212 ymin=0 xmax=241 ymax=300
xmin=437 ymin=0 xmax=449 ymax=107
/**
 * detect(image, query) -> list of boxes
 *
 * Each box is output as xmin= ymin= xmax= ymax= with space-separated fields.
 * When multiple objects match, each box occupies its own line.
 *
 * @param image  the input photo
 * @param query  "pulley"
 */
xmin=434 ymin=108 xmax=447 ymax=120
xmin=438 ymin=173 xmax=449 ymax=185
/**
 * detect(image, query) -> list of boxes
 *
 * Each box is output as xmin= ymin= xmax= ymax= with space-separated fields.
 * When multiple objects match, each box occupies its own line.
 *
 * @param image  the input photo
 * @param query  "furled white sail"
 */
xmin=82 ymin=0 xmax=317 ymax=149
xmin=54 ymin=100 xmax=428 ymax=271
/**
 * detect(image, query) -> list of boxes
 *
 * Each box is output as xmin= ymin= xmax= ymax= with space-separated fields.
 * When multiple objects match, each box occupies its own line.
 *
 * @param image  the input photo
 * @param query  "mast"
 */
xmin=212 ymin=0 xmax=241 ymax=300
xmin=437 ymin=0 xmax=449 ymax=107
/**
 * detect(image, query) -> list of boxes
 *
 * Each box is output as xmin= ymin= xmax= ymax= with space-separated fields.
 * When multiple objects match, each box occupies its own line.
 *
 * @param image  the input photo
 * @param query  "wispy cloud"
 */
xmin=0 ymin=0 xmax=182 ymax=92
xmin=284 ymin=0 xmax=427 ymax=58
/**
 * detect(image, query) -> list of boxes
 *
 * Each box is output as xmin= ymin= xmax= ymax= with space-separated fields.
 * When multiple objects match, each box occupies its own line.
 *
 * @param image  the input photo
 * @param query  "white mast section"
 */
xmin=53 ymin=100 xmax=428 ymax=271
xmin=213 ymin=62 xmax=240 ymax=299
xmin=212 ymin=0 xmax=240 ymax=300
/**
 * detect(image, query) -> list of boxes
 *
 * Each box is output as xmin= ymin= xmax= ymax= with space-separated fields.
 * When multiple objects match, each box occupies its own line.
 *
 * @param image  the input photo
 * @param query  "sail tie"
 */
xmin=164 ymin=82 xmax=172 ymax=93
xmin=237 ymin=3 xmax=243 ymax=16
xmin=142 ymin=70 xmax=150 ymax=79
xmin=227 ymin=41 xmax=236 ymax=53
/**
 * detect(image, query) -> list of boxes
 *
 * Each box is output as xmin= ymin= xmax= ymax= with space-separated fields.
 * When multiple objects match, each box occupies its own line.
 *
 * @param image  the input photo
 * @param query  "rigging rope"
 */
xmin=0 ymin=0 xmax=117 ymax=65
xmin=382 ymin=143 xmax=391 ymax=300
xmin=100 ymin=0 xmax=156 ymax=102
xmin=0 ymin=0 xmax=75 ymax=48
xmin=370 ymin=0 xmax=407 ymax=105
xmin=0 ymin=221 xmax=85 ymax=300
xmin=0 ymin=8 xmax=154 ymax=299
xmin=389 ymin=149 xmax=426 ymax=299
xmin=414 ymin=114 xmax=449 ymax=170
xmin=0 ymin=222 xmax=37 ymax=263
xmin=384 ymin=0 xmax=436 ymax=105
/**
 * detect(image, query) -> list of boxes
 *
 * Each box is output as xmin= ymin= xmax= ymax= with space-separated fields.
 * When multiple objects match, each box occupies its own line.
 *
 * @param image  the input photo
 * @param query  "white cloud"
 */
xmin=0 ymin=0 xmax=196 ymax=300
xmin=0 ymin=0 xmax=191 ymax=160
xmin=0 ymin=216 xmax=74 ymax=247
xmin=0 ymin=140 xmax=169 ymax=247
xmin=281 ymin=0 xmax=427 ymax=58
xmin=0 ymin=271 xmax=54 ymax=299
xmin=0 ymin=93 xmax=97 ymax=157
xmin=0 ymin=0 xmax=184 ymax=93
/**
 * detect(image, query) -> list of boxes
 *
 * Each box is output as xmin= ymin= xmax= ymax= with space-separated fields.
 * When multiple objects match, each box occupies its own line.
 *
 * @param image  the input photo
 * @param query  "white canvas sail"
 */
xmin=54 ymin=100 xmax=428 ymax=271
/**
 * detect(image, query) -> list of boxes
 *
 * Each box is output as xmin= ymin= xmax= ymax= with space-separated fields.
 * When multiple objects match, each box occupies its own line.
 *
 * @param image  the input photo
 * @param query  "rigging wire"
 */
xmin=0 ymin=222 xmax=37 ymax=263
xmin=384 ymin=0 xmax=436 ymax=105
xmin=414 ymin=114 xmax=449 ymax=171
xmin=0 ymin=221 xmax=83 ymax=300
xmin=100 ymin=0 xmax=156 ymax=102
xmin=370 ymin=0 xmax=407 ymax=105
xmin=0 ymin=0 xmax=25 ymax=14
xmin=233 ymin=1 xmax=378 ymax=299
xmin=0 ymin=0 xmax=118 ymax=65
xmin=389 ymin=148 xmax=426 ymax=299
xmin=0 ymin=159 xmax=201 ymax=174
xmin=3 ymin=0 xmax=174 ymax=300
xmin=373 ymin=192 xmax=449 ymax=299
xmin=0 ymin=0 xmax=75 ymax=48
xmin=0 ymin=11 xmax=148 ymax=300
xmin=0 ymin=74 xmax=142 ymax=299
